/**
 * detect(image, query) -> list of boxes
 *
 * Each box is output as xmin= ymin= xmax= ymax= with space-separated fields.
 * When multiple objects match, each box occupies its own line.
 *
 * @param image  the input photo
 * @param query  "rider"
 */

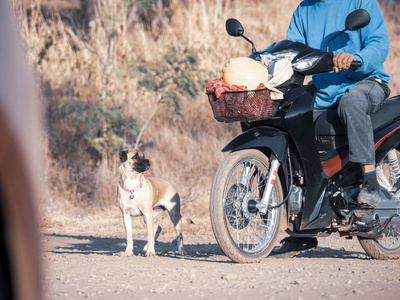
xmin=272 ymin=0 xmax=391 ymax=257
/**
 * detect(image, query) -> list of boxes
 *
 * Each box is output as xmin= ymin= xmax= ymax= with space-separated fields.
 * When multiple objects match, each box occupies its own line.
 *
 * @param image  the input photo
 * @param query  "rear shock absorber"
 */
xmin=377 ymin=149 xmax=400 ymax=192
xmin=388 ymin=149 xmax=400 ymax=181
xmin=387 ymin=149 xmax=400 ymax=192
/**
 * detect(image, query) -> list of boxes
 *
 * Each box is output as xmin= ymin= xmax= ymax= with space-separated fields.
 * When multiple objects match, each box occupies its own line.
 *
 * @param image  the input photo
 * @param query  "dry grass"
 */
xmin=10 ymin=0 xmax=400 ymax=231
xmin=383 ymin=3 xmax=400 ymax=94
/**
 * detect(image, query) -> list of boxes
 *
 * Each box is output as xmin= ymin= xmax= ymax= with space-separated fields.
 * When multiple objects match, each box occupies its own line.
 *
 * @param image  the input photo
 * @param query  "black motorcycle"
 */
xmin=208 ymin=9 xmax=400 ymax=263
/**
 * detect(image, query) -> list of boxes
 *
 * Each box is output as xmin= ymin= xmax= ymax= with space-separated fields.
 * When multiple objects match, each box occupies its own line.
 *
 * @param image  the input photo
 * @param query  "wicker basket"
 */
xmin=207 ymin=88 xmax=280 ymax=123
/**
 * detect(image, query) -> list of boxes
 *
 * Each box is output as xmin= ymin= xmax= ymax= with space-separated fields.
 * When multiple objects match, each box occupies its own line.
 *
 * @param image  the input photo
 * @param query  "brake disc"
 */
xmin=225 ymin=184 xmax=250 ymax=230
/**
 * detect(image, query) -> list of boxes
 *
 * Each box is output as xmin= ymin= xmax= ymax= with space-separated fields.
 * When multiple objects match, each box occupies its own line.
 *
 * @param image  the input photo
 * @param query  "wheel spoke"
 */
xmin=378 ymin=226 xmax=400 ymax=250
xmin=223 ymin=157 xmax=279 ymax=254
xmin=358 ymin=149 xmax=400 ymax=258
xmin=211 ymin=150 xmax=284 ymax=262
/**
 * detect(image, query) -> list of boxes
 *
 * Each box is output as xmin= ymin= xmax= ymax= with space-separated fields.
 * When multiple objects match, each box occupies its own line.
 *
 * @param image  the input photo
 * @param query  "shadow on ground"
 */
xmin=42 ymin=233 xmax=369 ymax=262
xmin=269 ymin=245 xmax=369 ymax=260
xmin=42 ymin=233 xmax=225 ymax=259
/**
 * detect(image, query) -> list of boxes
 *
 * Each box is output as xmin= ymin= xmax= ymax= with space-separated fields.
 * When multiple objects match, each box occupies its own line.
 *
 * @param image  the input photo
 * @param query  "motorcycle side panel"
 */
xmin=317 ymin=117 xmax=400 ymax=187
xmin=222 ymin=127 xmax=288 ymax=163
xmin=300 ymin=94 xmax=400 ymax=229
xmin=284 ymin=85 xmax=335 ymax=230
xmin=374 ymin=119 xmax=400 ymax=163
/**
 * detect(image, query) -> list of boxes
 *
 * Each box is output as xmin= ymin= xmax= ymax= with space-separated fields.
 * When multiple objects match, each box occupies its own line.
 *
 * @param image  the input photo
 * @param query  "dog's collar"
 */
xmin=118 ymin=180 xmax=143 ymax=199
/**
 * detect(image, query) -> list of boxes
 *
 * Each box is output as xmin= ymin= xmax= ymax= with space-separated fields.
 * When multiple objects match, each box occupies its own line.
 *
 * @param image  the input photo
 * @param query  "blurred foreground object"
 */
xmin=0 ymin=1 xmax=43 ymax=300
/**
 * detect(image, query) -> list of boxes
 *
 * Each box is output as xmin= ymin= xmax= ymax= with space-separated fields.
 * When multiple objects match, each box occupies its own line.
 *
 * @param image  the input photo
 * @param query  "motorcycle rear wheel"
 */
xmin=358 ymin=226 xmax=400 ymax=260
xmin=358 ymin=149 xmax=400 ymax=260
xmin=210 ymin=149 xmax=284 ymax=263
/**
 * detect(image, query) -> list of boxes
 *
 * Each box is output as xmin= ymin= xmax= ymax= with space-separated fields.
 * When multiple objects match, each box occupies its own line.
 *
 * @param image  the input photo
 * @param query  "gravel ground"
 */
xmin=41 ymin=222 xmax=400 ymax=300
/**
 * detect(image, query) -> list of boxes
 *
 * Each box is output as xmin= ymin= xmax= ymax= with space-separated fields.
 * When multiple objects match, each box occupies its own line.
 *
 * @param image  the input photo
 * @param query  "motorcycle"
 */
xmin=208 ymin=9 xmax=400 ymax=263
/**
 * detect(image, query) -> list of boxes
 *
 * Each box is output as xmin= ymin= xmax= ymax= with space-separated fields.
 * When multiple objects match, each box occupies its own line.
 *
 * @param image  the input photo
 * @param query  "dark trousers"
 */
xmin=314 ymin=78 xmax=390 ymax=165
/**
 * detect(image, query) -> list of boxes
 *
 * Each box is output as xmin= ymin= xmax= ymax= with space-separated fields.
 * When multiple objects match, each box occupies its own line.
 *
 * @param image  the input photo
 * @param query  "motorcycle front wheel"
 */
xmin=210 ymin=149 xmax=284 ymax=263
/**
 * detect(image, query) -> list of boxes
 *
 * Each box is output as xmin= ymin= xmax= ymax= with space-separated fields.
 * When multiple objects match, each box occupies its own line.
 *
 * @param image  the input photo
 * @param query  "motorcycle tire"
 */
xmin=210 ymin=149 xmax=284 ymax=263
xmin=358 ymin=148 xmax=400 ymax=260
xmin=358 ymin=234 xmax=400 ymax=260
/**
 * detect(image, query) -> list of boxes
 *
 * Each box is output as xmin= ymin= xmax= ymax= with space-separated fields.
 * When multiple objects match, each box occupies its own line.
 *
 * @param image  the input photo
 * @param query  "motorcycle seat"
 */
xmin=314 ymin=95 xmax=400 ymax=136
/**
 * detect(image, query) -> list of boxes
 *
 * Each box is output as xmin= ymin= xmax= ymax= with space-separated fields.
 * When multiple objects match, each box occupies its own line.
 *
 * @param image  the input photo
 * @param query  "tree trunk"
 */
xmin=80 ymin=0 xmax=96 ymax=36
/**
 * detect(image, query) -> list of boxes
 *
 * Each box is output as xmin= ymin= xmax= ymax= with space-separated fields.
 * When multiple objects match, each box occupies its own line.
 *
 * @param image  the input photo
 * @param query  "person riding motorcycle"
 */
xmin=272 ymin=0 xmax=391 ymax=257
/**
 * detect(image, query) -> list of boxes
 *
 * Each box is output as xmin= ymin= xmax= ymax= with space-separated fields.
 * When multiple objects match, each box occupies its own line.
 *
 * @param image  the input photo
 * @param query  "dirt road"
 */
xmin=40 ymin=213 xmax=400 ymax=300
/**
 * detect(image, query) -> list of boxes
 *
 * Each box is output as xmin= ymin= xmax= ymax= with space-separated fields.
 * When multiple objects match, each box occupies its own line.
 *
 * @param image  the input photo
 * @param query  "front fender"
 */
xmin=222 ymin=127 xmax=288 ymax=163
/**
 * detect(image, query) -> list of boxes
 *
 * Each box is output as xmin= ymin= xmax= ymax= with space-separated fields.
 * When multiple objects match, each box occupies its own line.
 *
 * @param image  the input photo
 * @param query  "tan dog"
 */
xmin=117 ymin=148 xmax=187 ymax=256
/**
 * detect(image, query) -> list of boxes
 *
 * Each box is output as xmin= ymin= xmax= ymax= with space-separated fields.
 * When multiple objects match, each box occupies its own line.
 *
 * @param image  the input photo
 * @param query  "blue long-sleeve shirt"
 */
xmin=287 ymin=0 xmax=390 ymax=109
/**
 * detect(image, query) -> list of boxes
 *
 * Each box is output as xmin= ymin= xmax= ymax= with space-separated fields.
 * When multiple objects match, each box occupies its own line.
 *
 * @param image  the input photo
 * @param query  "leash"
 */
xmin=118 ymin=180 xmax=143 ymax=200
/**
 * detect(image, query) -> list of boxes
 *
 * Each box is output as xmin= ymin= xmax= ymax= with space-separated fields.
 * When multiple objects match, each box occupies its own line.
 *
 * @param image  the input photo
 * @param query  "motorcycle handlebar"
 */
xmin=350 ymin=60 xmax=362 ymax=70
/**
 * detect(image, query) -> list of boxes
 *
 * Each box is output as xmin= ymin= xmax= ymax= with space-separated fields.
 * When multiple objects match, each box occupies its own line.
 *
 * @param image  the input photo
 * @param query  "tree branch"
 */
xmin=134 ymin=95 xmax=163 ymax=149
xmin=53 ymin=0 xmax=115 ymax=103
xmin=98 ymin=6 xmax=116 ymax=102
xmin=53 ymin=0 xmax=106 ymax=67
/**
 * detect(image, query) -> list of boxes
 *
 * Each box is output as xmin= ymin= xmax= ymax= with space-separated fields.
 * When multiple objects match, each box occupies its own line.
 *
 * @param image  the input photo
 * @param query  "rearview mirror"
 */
xmin=226 ymin=19 xmax=244 ymax=37
xmin=345 ymin=9 xmax=371 ymax=31
xmin=225 ymin=18 xmax=257 ymax=53
xmin=325 ymin=9 xmax=371 ymax=52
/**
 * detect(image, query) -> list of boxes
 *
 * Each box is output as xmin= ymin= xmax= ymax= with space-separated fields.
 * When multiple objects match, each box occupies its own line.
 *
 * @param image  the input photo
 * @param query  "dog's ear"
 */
xmin=119 ymin=149 xmax=128 ymax=163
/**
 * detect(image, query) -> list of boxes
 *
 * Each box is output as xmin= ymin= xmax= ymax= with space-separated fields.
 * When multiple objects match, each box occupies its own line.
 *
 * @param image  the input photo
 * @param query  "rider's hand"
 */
xmin=332 ymin=52 xmax=356 ymax=73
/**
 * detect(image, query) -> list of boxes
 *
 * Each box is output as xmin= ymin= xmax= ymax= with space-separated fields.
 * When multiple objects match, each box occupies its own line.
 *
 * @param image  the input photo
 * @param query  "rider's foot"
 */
xmin=270 ymin=237 xmax=318 ymax=258
xmin=358 ymin=185 xmax=381 ymax=207
xmin=358 ymin=171 xmax=381 ymax=207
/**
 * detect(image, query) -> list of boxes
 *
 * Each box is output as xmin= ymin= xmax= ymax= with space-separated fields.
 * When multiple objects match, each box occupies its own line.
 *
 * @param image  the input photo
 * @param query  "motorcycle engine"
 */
xmin=330 ymin=188 xmax=358 ymax=217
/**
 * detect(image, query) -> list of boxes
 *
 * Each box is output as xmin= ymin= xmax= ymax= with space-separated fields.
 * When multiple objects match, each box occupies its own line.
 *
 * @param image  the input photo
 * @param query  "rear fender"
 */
xmin=222 ymin=127 xmax=288 ymax=163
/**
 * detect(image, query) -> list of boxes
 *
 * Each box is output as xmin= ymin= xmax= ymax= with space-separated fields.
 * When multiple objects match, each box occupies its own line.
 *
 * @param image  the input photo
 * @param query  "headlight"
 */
xmin=292 ymin=57 xmax=320 ymax=71
xmin=260 ymin=51 xmax=299 ymax=68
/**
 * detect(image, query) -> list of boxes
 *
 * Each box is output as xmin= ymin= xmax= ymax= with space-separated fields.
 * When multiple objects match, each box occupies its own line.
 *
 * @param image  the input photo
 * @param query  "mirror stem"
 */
xmin=325 ymin=29 xmax=346 ymax=52
xmin=241 ymin=34 xmax=256 ymax=54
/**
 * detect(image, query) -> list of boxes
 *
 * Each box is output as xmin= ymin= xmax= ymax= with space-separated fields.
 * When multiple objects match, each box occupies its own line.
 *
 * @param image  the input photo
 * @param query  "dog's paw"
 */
xmin=178 ymin=250 xmax=186 ymax=256
xmin=178 ymin=242 xmax=186 ymax=255
xmin=119 ymin=251 xmax=134 ymax=257
xmin=144 ymin=242 xmax=159 ymax=252
xmin=145 ymin=250 xmax=156 ymax=257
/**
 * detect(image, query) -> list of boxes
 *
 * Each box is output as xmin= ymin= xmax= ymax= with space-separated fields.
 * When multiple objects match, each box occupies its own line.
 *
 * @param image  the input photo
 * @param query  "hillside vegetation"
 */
xmin=10 ymin=0 xmax=400 ymax=222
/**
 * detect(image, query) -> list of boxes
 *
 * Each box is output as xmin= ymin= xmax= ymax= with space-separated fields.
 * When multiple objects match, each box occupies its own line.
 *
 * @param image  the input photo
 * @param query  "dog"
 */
xmin=117 ymin=148 xmax=189 ymax=257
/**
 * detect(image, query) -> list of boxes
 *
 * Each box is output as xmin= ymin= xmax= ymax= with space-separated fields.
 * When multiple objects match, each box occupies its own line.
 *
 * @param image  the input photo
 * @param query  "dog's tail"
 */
xmin=181 ymin=217 xmax=194 ymax=225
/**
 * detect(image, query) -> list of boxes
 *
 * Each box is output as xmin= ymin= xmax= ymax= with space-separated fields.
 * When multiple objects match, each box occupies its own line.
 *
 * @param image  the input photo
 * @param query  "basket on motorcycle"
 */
xmin=206 ymin=85 xmax=280 ymax=123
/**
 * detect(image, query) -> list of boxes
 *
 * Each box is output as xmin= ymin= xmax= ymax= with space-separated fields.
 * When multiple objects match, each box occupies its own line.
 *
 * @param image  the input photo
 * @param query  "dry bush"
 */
xmin=10 ymin=0 xmax=400 ymax=227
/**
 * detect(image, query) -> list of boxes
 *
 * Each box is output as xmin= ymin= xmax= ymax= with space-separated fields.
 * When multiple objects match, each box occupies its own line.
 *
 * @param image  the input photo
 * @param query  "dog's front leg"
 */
xmin=122 ymin=212 xmax=134 ymax=257
xmin=143 ymin=210 xmax=156 ymax=257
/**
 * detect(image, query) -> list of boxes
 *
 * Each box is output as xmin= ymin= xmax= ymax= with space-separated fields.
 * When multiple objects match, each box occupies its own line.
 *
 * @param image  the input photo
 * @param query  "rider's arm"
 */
xmin=353 ymin=1 xmax=389 ymax=74
xmin=286 ymin=6 xmax=306 ymax=44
